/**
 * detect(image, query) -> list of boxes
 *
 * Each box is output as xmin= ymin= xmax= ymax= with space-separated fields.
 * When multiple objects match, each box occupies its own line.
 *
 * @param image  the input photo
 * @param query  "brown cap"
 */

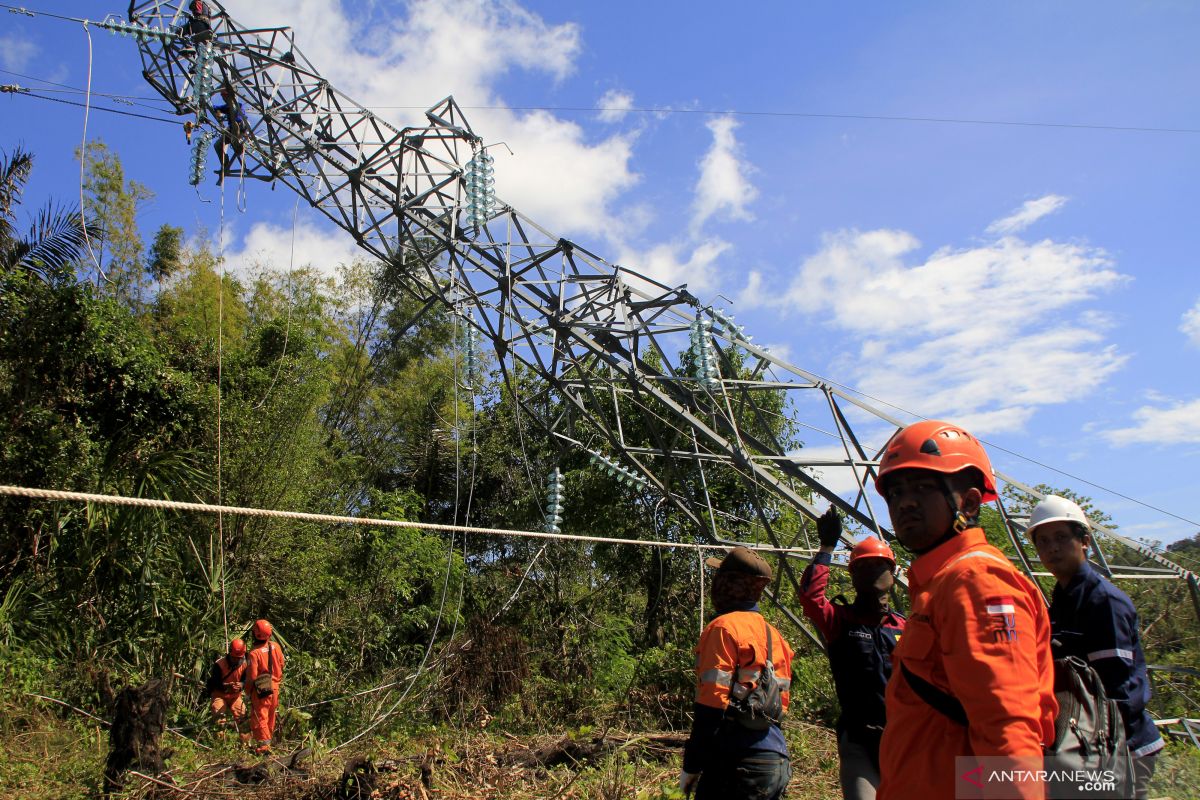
xmin=705 ymin=546 xmax=773 ymax=580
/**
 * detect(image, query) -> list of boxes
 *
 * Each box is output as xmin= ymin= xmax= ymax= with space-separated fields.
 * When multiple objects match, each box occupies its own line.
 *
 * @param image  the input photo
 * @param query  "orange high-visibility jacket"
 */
xmin=246 ymin=640 xmax=285 ymax=699
xmin=879 ymin=528 xmax=1056 ymax=800
xmin=207 ymin=655 xmax=246 ymax=700
xmin=694 ymin=609 xmax=793 ymax=712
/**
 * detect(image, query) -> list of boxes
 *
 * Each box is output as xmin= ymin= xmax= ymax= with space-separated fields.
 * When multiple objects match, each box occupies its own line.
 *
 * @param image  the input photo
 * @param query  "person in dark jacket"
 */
xmin=179 ymin=0 xmax=213 ymax=55
xmin=212 ymin=83 xmax=249 ymax=185
xmin=1029 ymin=495 xmax=1165 ymax=799
xmin=799 ymin=507 xmax=904 ymax=800
xmin=681 ymin=546 xmax=794 ymax=799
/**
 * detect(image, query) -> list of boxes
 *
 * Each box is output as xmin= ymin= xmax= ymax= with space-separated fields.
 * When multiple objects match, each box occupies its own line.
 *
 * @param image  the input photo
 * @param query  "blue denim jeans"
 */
xmin=695 ymin=750 xmax=791 ymax=800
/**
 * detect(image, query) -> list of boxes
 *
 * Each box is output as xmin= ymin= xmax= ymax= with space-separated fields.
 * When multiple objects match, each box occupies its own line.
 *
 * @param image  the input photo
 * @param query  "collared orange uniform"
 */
xmin=208 ymin=654 xmax=247 ymax=727
xmin=245 ymin=640 xmax=285 ymax=750
xmin=879 ymin=528 xmax=1056 ymax=800
xmin=694 ymin=609 xmax=794 ymax=712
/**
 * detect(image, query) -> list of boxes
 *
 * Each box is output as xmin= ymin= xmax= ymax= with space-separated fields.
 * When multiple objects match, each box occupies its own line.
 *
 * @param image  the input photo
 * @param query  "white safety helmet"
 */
xmin=1027 ymin=495 xmax=1090 ymax=539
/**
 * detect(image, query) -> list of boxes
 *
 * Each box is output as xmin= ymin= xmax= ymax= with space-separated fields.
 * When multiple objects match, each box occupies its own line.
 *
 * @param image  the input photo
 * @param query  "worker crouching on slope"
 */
xmin=245 ymin=618 xmax=285 ymax=755
xmin=1028 ymin=495 xmax=1164 ymax=798
xmin=681 ymin=547 xmax=794 ymax=799
xmin=799 ymin=508 xmax=904 ymax=800
xmin=207 ymin=638 xmax=249 ymax=742
xmin=874 ymin=421 xmax=1056 ymax=800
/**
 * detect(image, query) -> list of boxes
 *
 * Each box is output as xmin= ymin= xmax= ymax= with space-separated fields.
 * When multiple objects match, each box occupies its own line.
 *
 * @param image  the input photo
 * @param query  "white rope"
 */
xmin=77 ymin=21 xmax=106 ymax=283
xmin=0 ymin=484 xmax=817 ymax=556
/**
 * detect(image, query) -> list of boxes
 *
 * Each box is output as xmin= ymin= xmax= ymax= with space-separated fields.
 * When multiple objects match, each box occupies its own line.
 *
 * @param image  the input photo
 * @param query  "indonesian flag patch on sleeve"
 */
xmin=986 ymin=596 xmax=1018 ymax=643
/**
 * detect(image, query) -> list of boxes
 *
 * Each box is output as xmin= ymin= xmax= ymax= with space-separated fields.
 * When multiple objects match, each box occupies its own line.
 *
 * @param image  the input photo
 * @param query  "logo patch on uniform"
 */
xmin=986 ymin=595 xmax=1018 ymax=643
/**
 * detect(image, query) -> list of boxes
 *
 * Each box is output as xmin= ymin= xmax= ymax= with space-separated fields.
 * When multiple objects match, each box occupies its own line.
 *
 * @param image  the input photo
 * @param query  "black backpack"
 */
xmin=725 ymin=620 xmax=785 ymax=731
xmin=902 ymin=656 xmax=1133 ymax=798
xmin=1044 ymin=656 xmax=1133 ymax=798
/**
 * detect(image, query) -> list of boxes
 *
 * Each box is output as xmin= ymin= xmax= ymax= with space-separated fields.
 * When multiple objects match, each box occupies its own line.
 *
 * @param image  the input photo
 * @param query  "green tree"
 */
xmin=77 ymin=141 xmax=153 ymax=307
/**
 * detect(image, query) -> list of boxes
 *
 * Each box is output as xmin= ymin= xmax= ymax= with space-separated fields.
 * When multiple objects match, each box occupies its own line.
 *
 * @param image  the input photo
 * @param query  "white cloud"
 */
xmin=1181 ymin=298 xmax=1200 ymax=348
xmin=765 ymin=228 xmax=1127 ymax=435
xmin=597 ymin=89 xmax=634 ymax=123
xmin=0 ymin=34 xmax=37 ymax=71
xmin=1104 ymin=398 xmax=1200 ymax=446
xmin=736 ymin=269 xmax=766 ymax=309
xmin=225 ymin=0 xmax=637 ymax=242
xmin=691 ymin=116 xmax=757 ymax=232
xmin=224 ymin=220 xmax=363 ymax=275
xmin=617 ymin=238 xmax=730 ymax=296
xmin=985 ymin=194 xmax=1068 ymax=235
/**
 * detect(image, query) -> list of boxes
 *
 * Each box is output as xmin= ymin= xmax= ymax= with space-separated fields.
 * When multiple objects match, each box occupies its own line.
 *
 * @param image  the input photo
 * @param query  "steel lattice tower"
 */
xmin=123 ymin=0 xmax=1200 ymax=740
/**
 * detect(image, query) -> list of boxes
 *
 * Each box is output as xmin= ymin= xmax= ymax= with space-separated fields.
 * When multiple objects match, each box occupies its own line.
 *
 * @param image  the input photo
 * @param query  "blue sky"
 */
xmin=2 ymin=1 xmax=1198 ymax=545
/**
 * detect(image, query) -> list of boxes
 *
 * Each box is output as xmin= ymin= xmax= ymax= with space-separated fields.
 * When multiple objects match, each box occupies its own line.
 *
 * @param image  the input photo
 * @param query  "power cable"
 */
xmin=7 ymin=89 xmax=182 ymax=124
xmin=0 ymin=67 xmax=171 ymax=104
xmin=806 ymin=373 xmax=1200 ymax=530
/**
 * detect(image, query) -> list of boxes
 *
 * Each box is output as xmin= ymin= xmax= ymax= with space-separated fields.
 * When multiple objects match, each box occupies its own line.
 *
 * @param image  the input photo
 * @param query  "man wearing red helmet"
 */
xmin=245 ymin=618 xmax=285 ymax=755
xmin=799 ymin=508 xmax=904 ymax=800
xmin=206 ymin=638 xmax=249 ymax=740
xmin=874 ymin=421 xmax=1056 ymax=800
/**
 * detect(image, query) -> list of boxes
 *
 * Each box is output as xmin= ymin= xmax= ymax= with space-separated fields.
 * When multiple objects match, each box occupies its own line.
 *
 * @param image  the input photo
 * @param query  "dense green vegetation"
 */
xmin=1 ymin=144 xmax=1196 ymax=798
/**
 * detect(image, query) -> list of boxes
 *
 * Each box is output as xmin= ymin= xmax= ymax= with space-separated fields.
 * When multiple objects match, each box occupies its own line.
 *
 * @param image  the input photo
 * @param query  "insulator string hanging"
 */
xmin=460 ymin=324 xmax=481 ymax=388
xmin=189 ymin=129 xmax=216 ymax=186
xmin=544 ymin=467 xmax=565 ymax=534
xmin=688 ymin=317 xmax=719 ymax=389
xmin=463 ymin=149 xmax=495 ymax=228
xmin=192 ymin=42 xmax=215 ymax=115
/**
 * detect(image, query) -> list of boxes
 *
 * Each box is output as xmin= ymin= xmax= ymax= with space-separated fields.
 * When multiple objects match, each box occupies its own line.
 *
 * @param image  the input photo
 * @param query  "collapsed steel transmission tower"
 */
xmin=125 ymin=1 xmax=1200 ymax=731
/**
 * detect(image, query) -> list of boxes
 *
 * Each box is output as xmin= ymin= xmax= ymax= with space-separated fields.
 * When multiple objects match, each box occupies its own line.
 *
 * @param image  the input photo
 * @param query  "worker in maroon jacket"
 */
xmin=799 ymin=508 xmax=905 ymax=800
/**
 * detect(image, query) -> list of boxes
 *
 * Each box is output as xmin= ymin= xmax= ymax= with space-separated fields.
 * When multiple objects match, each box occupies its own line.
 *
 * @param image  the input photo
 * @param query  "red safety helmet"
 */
xmin=228 ymin=638 xmax=246 ymax=658
xmin=848 ymin=537 xmax=896 ymax=569
xmin=874 ymin=420 xmax=998 ymax=503
xmin=252 ymin=619 xmax=273 ymax=641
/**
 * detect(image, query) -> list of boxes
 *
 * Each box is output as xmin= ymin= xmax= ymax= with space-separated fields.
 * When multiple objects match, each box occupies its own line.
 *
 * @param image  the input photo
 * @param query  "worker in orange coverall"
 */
xmin=245 ymin=618 xmax=285 ymax=755
xmin=874 ymin=420 xmax=1056 ymax=800
xmin=681 ymin=546 xmax=794 ymax=799
xmin=206 ymin=638 xmax=249 ymax=741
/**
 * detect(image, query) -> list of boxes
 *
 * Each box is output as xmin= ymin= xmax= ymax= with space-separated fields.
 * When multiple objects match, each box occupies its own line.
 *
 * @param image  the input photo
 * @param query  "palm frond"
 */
xmin=0 ymin=146 xmax=34 ymax=238
xmin=17 ymin=203 xmax=90 ymax=282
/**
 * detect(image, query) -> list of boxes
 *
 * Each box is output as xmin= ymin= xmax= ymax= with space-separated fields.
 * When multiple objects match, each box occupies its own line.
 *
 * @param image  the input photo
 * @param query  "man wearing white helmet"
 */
xmin=1028 ymin=495 xmax=1165 ymax=799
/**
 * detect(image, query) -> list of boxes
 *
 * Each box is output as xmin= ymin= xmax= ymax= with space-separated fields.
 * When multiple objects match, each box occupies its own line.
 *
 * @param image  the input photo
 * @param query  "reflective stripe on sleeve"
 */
xmin=1132 ymin=737 xmax=1165 ymax=758
xmin=1087 ymin=648 xmax=1134 ymax=662
xmin=737 ymin=667 xmax=761 ymax=683
xmin=699 ymin=668 xmax=733 ymax=687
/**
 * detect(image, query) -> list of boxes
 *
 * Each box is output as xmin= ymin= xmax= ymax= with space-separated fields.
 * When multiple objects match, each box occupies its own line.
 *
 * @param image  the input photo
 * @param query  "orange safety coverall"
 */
xmin=879 ymin=528 xmax=1056 ymax=800
xmin=245 ymin=640 xmax=285 ymax=749
xmin=685 ymin=609 xmax=794 ymax=774
xmin=208 ymin=655 xmax=247 ymax=725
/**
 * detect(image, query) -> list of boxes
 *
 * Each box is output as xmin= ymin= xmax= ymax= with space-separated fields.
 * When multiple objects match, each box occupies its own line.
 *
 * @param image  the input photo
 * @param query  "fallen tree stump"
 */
xmin=103 ymin=679 xmax=171 ymax=794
